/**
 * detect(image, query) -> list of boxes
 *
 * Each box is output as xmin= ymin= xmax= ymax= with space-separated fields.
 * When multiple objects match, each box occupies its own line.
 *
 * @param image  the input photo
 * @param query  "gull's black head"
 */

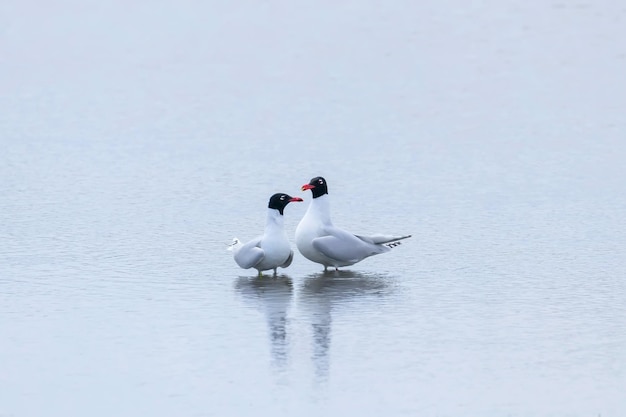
xmin=268 ymin=193 xmax=303 ymax=215
xmin=301 ymin=176 xmax=328 ymax=199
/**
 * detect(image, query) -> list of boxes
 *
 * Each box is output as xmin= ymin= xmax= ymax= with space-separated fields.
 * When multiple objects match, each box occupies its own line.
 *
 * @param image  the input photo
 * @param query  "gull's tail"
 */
xmin=227 ymin=237 xmax=242 ymax=253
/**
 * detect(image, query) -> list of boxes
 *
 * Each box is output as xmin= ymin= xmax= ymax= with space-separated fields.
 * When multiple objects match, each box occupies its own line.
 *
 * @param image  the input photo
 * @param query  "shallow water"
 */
xmin=2 ymin=1 xmax=626 ymax=416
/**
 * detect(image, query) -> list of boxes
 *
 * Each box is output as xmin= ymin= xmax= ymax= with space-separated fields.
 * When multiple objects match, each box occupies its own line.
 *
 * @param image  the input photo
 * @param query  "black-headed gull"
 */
xmin=295 ymin=176 xmax=411 ymax=271
xmin=229 ymin=193 xmax=303 ymax=276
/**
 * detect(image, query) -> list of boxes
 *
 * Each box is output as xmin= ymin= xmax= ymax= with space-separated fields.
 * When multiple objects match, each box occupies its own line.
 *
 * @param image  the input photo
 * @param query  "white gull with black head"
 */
xmin=229 ymin=193 xmax=302 ymax=275
xmin=295 ymin=176 xmax=411 ymax=271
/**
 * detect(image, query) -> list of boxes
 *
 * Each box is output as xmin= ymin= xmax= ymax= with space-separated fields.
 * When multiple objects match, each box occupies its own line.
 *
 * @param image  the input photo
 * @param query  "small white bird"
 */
xmin=295 ymin=176 xmax=411 ymax=271
xmin=229 ymin=193 xmax=303 ymax=276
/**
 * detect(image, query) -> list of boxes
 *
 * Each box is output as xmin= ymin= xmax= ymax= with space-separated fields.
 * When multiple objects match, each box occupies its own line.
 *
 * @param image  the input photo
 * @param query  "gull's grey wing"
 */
xmin=312 ymin=226 xmax=389 ymax=263
xmin=233 ymin=237 xmax=264 ymax=269
xmin=280 ymin=250 xmax=294 ymax=268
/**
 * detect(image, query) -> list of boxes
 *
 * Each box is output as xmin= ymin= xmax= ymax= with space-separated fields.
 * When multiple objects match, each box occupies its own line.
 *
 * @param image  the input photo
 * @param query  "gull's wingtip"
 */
xmin=384 ymin=234 xmax=412 ymax=248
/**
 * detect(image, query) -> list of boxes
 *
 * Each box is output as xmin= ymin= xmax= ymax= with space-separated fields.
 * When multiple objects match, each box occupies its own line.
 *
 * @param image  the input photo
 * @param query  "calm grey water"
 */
xmin=2 ymin=1 xmax=626 ymax=416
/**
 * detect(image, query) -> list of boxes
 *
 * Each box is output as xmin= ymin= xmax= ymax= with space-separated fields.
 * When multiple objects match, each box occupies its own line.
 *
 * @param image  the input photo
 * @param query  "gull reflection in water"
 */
xmin=234 ymin=275 xmax=293 ymax=370
xmin=299 ymin=270 xmax=393 ymax=382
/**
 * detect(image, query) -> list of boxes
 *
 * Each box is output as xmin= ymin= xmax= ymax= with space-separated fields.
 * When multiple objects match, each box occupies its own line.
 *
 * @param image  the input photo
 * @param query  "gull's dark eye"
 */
xmin=319 ymin=179 xmax=323 ymax=184
xmin=280 ymin=195 xmax=285 ymax=200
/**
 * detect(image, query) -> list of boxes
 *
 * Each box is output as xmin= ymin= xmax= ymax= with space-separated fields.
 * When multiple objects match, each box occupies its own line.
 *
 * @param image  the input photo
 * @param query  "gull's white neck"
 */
xmin=306 ymin=194 xmax=333 ymax=225
xmin=265 ymin=208 xmax=285 ymax=233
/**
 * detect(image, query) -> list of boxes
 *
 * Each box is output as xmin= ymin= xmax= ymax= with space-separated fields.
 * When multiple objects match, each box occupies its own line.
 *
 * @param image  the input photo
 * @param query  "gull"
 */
xmin=295 ymin=176 xmax=411 ymax=271
xmin=229 ymin=193 xmax=302 ymax=276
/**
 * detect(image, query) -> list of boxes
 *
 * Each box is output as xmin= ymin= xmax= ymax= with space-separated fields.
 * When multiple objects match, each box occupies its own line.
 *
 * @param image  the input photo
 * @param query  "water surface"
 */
xmin=2 ymin=1 xmax=626 ymax=416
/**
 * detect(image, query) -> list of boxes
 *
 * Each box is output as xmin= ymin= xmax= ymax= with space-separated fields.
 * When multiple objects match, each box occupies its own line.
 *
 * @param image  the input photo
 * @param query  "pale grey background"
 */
xmin=1 ymin=1 xmax=625 ymax=416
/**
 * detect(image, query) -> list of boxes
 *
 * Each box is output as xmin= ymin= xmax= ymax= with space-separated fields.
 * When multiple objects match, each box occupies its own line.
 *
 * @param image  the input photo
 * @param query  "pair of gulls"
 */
xmin=229 ymin=176 xmax=411 ymax=275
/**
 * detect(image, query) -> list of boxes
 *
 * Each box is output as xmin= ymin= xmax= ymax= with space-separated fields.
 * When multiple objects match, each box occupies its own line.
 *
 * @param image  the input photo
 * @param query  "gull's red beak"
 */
xmin=289 ymin=197 xmax=303 ymax=202
xmin=301 ymin=184 xmax=315 ymax=191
